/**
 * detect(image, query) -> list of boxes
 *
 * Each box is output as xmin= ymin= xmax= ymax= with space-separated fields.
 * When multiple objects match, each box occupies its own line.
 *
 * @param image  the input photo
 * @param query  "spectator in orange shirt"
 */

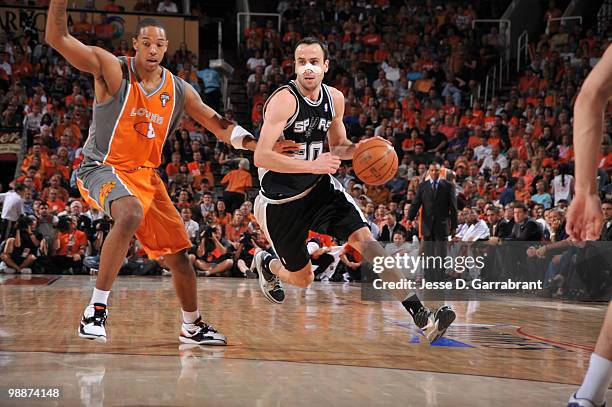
xmin=41 ymin=175 xmax=69 ymax=202
xmin=177 ymin=60 xmax=200 ymax=93
xmin=12 ymin=53 xmax=33 ymax=82
xmin=220 ymin=159 xmax=253 ymax=212
xmin=251 ymin=102 xmax=264 ymax=124
xmin=15 ymin=167 xmax=43 ymax=192
xmin=402 ymin=128 xmax=424 ymax=155
xmin=518 ymin=68 xmax=540 ymax=95
xmin=94 ymin=13 xmax=114 ymax=46
xmin=46 ymin=188 xmax=67 ymax=214
xmin=55 ymin=113 xmax=81 ymax=144
xmin=52 ymin=216 xmax=88 ymax=274
xmin=467 ymin=125 xmax=484 ymax=149
xmin=282 ymin=22 xmax=302 ymax=46
xmin=373 ymin=43 xmax=389 ymax=63
xmin=21 ymin=144 xmax=50 ymax=174
xmin=483 ymin=108 xmax=496 ymax=130
xmin=72 ymin=12 xmax=94 ymax=42
xmin=514 ymin=177 xmax=531 ymax=204
xmin=165 ymin=152 xmax=182 ymax=179
xmin=43 ymin=154 xmax=70 ymax=181
xmin=225 ymin=209 xmax=248 ymax=248
xmin=438 ymin=114 xmax=458 ymax=140
xmin=526 ymin=87 xmax=540 ymax=107
xmin=191 ymin=161 xmax=215 ymax=190
xmin=214 ymin=200 xmax=232 ymax=227
xmin=469 ymin=102 xmax=482 ymax=120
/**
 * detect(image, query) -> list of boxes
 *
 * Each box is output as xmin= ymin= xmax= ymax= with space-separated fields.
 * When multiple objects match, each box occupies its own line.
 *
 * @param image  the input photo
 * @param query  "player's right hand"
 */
xmin=566 ymin=193 xmax=603 ymax=241
xmin=312 ymin=153 xmax=341 ymax=174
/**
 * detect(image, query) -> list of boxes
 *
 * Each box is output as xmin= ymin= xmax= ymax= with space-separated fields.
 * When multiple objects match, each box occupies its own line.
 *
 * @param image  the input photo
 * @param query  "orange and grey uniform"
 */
xmin=76 ymin=56 xmax=191 ymax=258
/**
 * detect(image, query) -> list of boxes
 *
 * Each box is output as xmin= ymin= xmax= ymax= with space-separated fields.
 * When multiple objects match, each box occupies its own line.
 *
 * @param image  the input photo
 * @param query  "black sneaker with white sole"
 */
xmin=253 ymin=251 xmax=285 ymax=304
xmin=179 ymin=317 xmax=227 ymax=345
xmin=413 ymin=305 xmax=456 ymax=343
xmin=78 ymin=303 xmax=108 ymax=343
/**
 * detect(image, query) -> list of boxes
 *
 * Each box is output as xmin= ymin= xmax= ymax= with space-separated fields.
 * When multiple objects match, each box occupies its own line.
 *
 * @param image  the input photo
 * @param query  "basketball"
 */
xmin=353 ymin=138 xmax=398 ymax=185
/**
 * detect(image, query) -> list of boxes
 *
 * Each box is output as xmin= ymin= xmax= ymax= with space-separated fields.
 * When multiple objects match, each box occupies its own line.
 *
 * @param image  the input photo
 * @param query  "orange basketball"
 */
xmin=353 ymin=138 xmax=398 ymax=185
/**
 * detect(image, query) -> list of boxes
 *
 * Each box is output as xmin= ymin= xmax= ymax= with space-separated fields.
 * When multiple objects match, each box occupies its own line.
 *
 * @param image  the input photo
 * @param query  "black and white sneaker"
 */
xmin=413 ymin=305 xmax=456 ymax=343
xmin=253 ymin=251 xmax=285 ymax=304
xmin=78 ymin=303 xmax=108 ymax=343
xmin=179 ymin=317 xmax=227 ymax=345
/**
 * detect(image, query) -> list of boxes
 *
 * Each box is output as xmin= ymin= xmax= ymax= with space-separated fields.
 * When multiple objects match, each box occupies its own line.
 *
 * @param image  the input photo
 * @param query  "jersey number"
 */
xmin=295 ymin=141 xmax=323 ymax=161
xmin=146 ymin=123 xmax=156 ymax=139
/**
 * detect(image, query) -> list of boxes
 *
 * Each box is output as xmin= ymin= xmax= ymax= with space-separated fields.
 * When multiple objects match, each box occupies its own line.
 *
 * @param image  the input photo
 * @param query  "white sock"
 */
xmin=90 ymin=288 xmax=110 ymax=306
xmin=576 ymin=353 xmax=612 ymax=405
xmin=181 ymin=309 xmax=201 ymax=325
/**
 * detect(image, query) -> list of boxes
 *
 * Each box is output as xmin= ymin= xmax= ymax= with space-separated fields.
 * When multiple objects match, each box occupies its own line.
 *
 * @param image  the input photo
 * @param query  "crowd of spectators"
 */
xmin=0 ymin=1 xmax=611 ymax=299
xmin=236 ymin=0 xmax=612 ymax=297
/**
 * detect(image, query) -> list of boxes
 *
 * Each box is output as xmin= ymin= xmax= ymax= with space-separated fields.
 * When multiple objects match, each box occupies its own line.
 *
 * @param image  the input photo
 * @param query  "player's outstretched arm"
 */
xmin=184 ymin=82 xmax=257 ymax=151
xmin=254 ymin=89 xmax=340 ymax=174
xmin=45 ymin=0 xmax=122 ymax=99
xmin=566 ymin=44 xmax=612 ymax=240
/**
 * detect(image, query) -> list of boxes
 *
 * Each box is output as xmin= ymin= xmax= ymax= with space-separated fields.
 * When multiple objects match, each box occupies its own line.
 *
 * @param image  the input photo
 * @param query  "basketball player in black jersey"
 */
xmin=252 ymin=37 xmax=455 ymax=343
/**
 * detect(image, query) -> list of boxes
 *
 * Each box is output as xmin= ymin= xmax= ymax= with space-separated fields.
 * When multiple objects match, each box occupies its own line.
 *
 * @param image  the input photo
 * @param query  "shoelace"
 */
xmin=193 ymin=320 xmax=217 ymax=334
xmin=92 ymin=309 xmax=107 ymax=326
xmin=263 ymin=275 xmax=281 ymax=291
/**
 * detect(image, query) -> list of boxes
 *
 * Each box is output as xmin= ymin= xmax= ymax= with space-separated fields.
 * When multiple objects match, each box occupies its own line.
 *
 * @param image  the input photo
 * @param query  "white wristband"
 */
xmin=230 ymin=125 xmax=253 ymax=150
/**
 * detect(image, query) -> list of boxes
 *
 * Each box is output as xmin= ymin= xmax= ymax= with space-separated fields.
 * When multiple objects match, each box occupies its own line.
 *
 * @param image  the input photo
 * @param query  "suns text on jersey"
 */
xmin=129 ymin=107 xmax=164 ymax=125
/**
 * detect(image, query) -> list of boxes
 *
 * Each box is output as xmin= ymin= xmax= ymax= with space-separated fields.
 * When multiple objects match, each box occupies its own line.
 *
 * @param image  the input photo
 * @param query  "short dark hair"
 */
xmin=513 ymin=202 xmax=527 ymax=212
xmin=392 ymin=230 xmax=406 ymax=240
xmin=14 ymin=183 xmax=25 ymax=193
xmin=295 ymin=37 xmax=329 ymax=60
xmin=134 ymin=18 xmax=166 ymax=38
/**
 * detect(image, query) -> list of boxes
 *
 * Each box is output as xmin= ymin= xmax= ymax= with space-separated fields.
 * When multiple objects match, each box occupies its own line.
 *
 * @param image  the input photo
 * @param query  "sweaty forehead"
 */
xmin=295 ymin=44 xmax=324 ymax=60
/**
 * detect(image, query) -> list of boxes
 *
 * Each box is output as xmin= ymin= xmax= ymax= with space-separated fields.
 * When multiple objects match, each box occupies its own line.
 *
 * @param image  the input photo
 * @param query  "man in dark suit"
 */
xmin=506 ymin=203 xmax=542 ymax=241
xmin=600 ymin=200 xmax=612 ymax=241
xmin=486 ymin=205 xmax=514 ymax=243
xmin=408 ymin=164 xmax=458 ymax=281
xmin=378 ymin=212 xmax=408 ymax=242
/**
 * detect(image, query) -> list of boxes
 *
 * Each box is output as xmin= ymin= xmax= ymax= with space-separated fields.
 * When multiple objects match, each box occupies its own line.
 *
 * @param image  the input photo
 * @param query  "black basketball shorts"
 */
xmin=254 ymin=175 xmax=368 ymax=272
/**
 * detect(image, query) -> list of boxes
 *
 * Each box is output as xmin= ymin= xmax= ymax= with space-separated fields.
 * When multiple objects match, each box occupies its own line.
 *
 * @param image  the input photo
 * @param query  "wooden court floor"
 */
xmin=0 ymin=275 xmax=610 ymax=406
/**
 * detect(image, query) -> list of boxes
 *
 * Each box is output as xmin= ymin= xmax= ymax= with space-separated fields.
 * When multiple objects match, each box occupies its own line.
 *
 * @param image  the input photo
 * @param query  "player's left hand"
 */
xmin=273 ymin=139 xmax=300 ymax=156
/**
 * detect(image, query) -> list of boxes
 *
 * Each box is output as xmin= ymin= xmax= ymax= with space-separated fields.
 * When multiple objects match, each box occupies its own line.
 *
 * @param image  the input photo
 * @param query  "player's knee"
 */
xmin=112 ymin=199 xmax=144 ymax=231
xmin=348 ymin=227 xmax=375 ymax=245
xmin=167 ymin=251 xmax=192 ymax=273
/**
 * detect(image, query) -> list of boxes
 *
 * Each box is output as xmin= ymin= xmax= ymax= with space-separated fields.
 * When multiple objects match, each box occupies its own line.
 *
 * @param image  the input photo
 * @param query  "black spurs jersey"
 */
xmin=259 ymin=80 xmax=336 ymax=200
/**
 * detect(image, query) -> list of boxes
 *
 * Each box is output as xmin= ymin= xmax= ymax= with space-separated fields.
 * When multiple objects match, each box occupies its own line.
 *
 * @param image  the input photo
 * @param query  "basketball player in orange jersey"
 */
xmin=45 ymin=1 xmax=295 ymax=345
xmin=565 ymin=45 xmax=612 ymax=407
xmin=252 ymin=37 xmax=455 ymax=343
